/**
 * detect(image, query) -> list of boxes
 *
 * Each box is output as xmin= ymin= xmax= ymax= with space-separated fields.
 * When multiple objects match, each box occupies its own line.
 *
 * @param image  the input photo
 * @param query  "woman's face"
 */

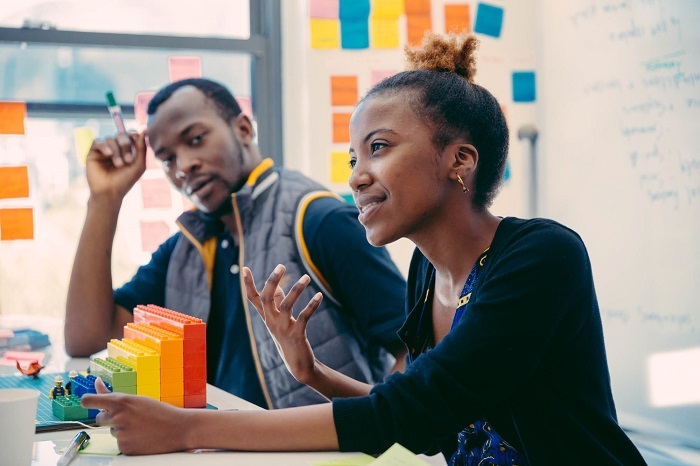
xmin=349 ymin=94 xmax=452 ymax=246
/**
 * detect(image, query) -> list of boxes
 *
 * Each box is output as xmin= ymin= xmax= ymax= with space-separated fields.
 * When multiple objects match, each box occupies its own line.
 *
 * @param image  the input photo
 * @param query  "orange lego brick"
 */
xmin=134 ymin=304 xmax=206 ymax=340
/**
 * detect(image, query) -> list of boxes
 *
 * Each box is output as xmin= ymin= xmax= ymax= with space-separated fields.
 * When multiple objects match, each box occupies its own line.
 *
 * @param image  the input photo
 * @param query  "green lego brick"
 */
xmin=52 ymin=395 xmax=89 ymax=421
xmin=91 ymin=357 xmax=137 ymax=388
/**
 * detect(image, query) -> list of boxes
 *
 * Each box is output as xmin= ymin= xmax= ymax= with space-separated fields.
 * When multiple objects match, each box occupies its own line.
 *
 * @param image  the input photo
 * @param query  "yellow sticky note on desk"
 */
xmin=79 ymin=433 xmax=121 ymax=456
xmin=368 ymin=443 xmax=430 ymax=465
xmin=312 ymin=454 xmax=375 ymax=466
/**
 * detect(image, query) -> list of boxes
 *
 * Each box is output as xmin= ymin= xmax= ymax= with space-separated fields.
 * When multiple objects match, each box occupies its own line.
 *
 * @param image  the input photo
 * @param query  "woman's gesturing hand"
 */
xmin=242 ymin=265 xmax=323 ymax=386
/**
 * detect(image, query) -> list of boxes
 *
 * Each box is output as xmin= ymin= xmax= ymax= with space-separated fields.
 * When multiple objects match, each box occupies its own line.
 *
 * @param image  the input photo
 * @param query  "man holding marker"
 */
xmin=64 ymin=78 xmax=407 ymax=409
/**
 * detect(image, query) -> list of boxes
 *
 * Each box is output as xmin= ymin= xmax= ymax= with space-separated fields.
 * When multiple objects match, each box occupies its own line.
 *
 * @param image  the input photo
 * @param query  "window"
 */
xmin=0 ymin=1 xmax=281 ymax=318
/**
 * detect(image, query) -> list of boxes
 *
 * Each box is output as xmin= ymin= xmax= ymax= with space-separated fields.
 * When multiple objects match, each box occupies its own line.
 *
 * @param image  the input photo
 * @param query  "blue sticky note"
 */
xmin=339 ymin=0 xmax=370 ymax=20
xmin=341 ymin=18 xmax=369 ymax=49
xmin=474 ymin=3 xmax=504 ymax=38
xmin=512 ymin=71 xmax=536 ymax=102
xmin=340 ymin=193 xmax=355 ymax=205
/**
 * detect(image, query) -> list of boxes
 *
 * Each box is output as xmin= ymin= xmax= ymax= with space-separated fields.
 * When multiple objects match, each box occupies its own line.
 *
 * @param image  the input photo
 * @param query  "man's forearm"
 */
xmin=65 ymin=196 xmax=127 ymax=356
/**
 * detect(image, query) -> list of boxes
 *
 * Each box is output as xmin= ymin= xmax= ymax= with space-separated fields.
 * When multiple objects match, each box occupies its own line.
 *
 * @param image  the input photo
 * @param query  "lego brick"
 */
xmin=52 ymin=395 xmax=89 ymax=421
xmin=184 ymin=379 xmax=206 ymax=396
xmin=183 ymin=364 xmax=207 ymax=381
xmin=134 ymin=304 xmax=206 ymax=340
xmin=183 ymin=350 xmax=206 ymax=367
xmin=136 ymin=384 xmax=160 ymax=400
xmin=124 ymin=323 xmax=183 ymax=368
xmin=183 ymin=338 xmax=206 ymax=353
xmin=161 ymin=381 xmax=184 ymax=397
xmin=90 ymin=357 xmax=136 ymax=389
xmin=107 ymin=339 xmax=160 ymax=371
xmin=184 ymin=394 xmax=206 ymax=408
xmin=136 ymin=369 xmax=160 ymax=386
xmin=161 ymin=396 xmax=184 ymax=408
xmin=161 ymin=366 xmax=183 ymax=384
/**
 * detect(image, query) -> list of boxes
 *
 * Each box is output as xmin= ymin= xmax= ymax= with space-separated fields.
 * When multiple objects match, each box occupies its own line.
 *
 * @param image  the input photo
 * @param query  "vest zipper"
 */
xmin=231 ymin=194 xmax=274 ymax=409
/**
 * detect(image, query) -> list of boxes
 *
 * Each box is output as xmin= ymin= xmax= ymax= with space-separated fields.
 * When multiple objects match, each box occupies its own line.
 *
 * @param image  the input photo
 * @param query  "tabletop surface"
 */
xmin=0 ymin=314 xmax=447 ymax=466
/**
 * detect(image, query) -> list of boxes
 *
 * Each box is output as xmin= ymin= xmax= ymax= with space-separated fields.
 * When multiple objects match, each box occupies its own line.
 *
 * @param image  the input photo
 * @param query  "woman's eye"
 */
xmin=370 ymin=142 xmax=385 ymax=153
xmin=348 ymin=158 xmax=357 ymax=169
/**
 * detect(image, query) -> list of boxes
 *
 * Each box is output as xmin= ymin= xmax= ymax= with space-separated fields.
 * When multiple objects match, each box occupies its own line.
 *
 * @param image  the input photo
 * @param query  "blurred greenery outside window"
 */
xmin=0 ymin=1 xmax=282 ymax=318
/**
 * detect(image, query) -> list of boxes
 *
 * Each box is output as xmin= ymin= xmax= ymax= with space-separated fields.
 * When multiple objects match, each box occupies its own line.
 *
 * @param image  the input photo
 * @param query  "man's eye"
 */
xmin=190 ymin=134 xmax=204 ymax=145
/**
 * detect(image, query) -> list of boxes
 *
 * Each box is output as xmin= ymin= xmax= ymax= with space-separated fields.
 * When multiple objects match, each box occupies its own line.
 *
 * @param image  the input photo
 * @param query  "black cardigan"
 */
xmin=333 ymin=217 xmax=646 ymax=465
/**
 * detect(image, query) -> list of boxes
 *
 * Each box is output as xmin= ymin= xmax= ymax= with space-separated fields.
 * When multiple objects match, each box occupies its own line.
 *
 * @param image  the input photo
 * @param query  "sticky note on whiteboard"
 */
xmin=331 ymin=152 xmax=352 ymax=184
xmin=309 ymin=0 xmax=339 ymax=19
xmin=310 ymin=18 xmax=340 ymax=49
xmin=332 ymin=112 xmax=352 ymax=143
xmin=512 ymin=71 xmax=536 ymax=102
xmin=168 ymin=56 xmax=202 ymax=83
xmin=0 ymin=208 xmax=34 ymax=241
xmin=0 ymin=166 xmax=30 ymax=199
xmin=0 ymin=101 xmax=26 ymax=135
xmin=330 ymin=76 xmax=358 ymax=106
xmin=474 ymin=3 xmax=504 ymax=38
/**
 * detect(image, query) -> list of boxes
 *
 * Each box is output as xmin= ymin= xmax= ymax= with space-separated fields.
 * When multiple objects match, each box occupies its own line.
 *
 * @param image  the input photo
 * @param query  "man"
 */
xmin=65 ymin=78 xmax=407 ymax=409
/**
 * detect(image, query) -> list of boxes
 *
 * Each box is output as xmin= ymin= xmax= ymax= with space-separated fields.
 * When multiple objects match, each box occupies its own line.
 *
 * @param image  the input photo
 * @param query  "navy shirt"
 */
xmin=114 ymin=196 xmax=406 ymax=407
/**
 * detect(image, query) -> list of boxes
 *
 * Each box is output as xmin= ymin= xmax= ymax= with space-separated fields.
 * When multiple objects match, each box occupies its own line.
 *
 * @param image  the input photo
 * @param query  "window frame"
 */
xmin=0 ymin=0 xmax=283 ymax=163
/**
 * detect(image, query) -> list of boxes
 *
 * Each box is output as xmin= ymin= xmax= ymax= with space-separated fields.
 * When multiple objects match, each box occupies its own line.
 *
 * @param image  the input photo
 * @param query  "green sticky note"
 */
xmin=312 ymin=455 xmax=375 ymax=466
xmin=368 ymin=443 xmax=430 ymax=465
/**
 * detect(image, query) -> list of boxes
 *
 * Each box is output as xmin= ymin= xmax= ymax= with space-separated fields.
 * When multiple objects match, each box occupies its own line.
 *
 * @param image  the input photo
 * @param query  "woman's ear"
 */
xmin=453 ymin=144 xmax=478 ymax=175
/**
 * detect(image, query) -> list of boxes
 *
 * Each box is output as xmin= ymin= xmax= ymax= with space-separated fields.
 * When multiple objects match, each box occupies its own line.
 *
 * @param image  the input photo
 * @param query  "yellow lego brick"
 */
xmin=107 ymin=339 xmax=160 ymax=372
xmin=136 ymin=369 xmax=160 ymax=386
xmin=136 ymin=384 xmax=160 ymax=400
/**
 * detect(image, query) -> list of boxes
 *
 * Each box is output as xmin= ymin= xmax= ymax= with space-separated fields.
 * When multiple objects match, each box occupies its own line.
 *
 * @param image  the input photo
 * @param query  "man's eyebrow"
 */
xmin=154 ymin=123 xmax=197 ymax=156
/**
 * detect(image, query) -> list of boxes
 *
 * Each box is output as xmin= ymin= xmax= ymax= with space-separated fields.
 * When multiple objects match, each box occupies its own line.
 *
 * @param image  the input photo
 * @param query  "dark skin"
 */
xmin=64 ymin=86 xmax=262 ymax=357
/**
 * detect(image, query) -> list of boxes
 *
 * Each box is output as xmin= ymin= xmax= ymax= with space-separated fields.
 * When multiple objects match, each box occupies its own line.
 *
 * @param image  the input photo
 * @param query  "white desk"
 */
xmin=0 ymin=315 xmax=445 ymax=465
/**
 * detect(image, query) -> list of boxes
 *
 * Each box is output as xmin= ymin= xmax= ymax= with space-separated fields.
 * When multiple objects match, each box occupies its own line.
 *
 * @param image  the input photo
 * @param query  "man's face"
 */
xmin=147 ymin=86 xmax=249 ymax=213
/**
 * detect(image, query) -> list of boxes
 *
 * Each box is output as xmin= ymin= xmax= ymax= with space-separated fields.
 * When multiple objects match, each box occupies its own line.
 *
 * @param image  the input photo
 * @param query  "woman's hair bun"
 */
xmin=405 ymin=32 xmax=479 ymax=83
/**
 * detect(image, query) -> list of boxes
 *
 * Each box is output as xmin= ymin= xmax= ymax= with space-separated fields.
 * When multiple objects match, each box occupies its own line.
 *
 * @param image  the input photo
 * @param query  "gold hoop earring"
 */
xmin=456 ymin=174 xmax=469 ymax=193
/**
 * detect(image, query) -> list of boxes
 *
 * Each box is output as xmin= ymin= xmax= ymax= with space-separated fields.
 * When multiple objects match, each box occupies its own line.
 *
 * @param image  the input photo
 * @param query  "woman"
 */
xmin=83 ymin=33 xmax=646 ymax=465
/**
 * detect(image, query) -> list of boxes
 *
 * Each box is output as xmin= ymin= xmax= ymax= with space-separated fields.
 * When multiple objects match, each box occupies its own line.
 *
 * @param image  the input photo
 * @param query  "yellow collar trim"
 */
xmin=245 ymin=158 xmax=274 ymax=187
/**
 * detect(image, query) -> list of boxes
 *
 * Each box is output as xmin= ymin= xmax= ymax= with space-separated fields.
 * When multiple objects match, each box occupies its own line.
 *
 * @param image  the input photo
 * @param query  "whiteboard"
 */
xmin=537 ymin=0 xmax=700 ymax=445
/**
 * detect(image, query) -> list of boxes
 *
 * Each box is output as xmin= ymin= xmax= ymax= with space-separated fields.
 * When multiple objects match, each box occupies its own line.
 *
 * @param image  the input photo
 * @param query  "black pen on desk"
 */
xmin=57 ymin=430 xmax=90 ymax=466
xmin=106 ymin=91 xmax=127 ymax=134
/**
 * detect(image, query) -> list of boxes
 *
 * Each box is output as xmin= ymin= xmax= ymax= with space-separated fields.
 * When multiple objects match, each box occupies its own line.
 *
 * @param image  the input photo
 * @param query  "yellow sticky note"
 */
xmin=79 ymin=433 xmax=121 ymax=456
xmin=312 ymin=454 xmax=375 ymax=466
xmin=73 ymin=127 xmax=95 ymax=166
xmin=310 ymin=18 xmax=340 ymax=49
xmin=371 ymin=18 xmax=400 ymax=48
xmin=372 ymin=0 xmax=404 ymax=19
xmin=0 ymin=101 xmax=26 ymax=135
xmin=368 ymin=443 xmax=430 ymax=465
xmin=330 ymin=76 xmax=358 ymax=106
xmin=445 ymin=4 xmax=471 ymax=33
xmin=331 ymin=152 xmax=352 ymax=184
xmin=0 ymin=208 xmax=34 ymax=241
xmin=0 ymin=166 xmax=30 ymax=199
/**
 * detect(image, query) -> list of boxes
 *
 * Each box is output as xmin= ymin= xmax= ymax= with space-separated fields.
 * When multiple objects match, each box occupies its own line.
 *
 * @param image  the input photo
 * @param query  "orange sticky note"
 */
xmin=332 ymin=113 xmax=352 ymax=143
xmin=445 ymin=4 xmax=471 ymax=33
xmin=140 ymin=220 xmax=170 ymax=253
xmin=0 ymin=166 xmax=30 ymax=199
xmin=404 ymin=0 xmax=431 ymax=15
xmin=0 ymin=102 xmax=26 ymax=135
xmin=407 ymin=14 xmax=432 ymax=46
xmin=0 ymin=208 xmax=34 ymax=241
xmin=168 ymin=56 xmax=202 ymax=83
xmin=141 ymin=178 xmax=173 ymax=209
xmin=330 ymin=76 xmax=358 ymax=106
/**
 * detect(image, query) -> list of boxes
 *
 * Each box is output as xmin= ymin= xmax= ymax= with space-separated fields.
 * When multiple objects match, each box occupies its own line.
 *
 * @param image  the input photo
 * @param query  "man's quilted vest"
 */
xmin=164 ymin=164 xmax=393 ymax=409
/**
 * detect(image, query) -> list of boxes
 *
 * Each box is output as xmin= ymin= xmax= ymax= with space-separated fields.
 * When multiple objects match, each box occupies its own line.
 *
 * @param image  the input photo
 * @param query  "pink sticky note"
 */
xmin=168 ymin=56 xmax=202 ymax=83
xmin=134 ymin=91 xmax=156 ymax=127
xmin=371 ymin=69 xmax=398 ymax=86
xmin=140 ymin=220 xmax=171 ymax=253
xmin=141 ymin=178 xmax=173 ymax=209
xmin=310 ymin=0 xmax=339 ymax=19
xmin=237 ymin=96 xmax=253 ymax=118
